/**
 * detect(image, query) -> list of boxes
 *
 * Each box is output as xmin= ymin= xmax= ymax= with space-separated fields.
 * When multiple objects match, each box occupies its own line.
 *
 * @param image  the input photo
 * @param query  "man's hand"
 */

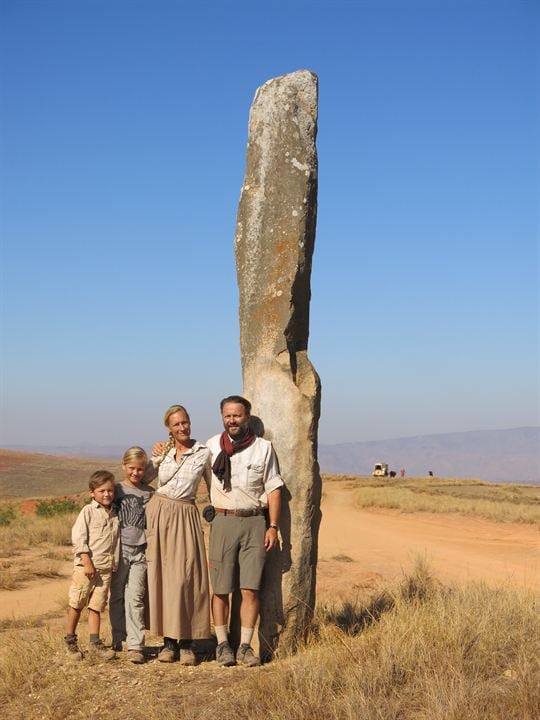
xmin=152 ymin=441 xmax=167 ymax=457
xmin=264 ymin=527 xmax=279 ymax=552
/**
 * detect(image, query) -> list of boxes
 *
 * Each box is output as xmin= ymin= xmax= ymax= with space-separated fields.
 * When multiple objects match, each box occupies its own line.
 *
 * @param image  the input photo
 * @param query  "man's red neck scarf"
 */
xmin=212 ymin=430 xmax=256 ymax=492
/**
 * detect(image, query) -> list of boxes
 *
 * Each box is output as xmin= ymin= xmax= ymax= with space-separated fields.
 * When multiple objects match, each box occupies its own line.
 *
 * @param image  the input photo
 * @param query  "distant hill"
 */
xmin=0 ymin=450 xmax=119 ymax=497
xmin=2 ymin=427 xmax=539 ymax=487
xmin=319 ymin=427 xmax=540 ymax=484
xmin=1 ymin=443 xmax=128 ymax=460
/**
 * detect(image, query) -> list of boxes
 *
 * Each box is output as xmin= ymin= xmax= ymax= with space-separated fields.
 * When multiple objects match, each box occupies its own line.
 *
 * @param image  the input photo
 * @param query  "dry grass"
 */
xmin=322 ymin=475 xmax=540 ymax=524
xmin=0 ymin=561 xmax=538 ymax=720
xmin=0 ymin=512 xmax=76 ymax=555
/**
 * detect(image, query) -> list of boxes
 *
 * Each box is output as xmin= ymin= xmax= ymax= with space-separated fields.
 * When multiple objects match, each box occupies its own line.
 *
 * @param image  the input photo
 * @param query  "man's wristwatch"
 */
xmin=269 ymin=523 xmax=278 ymax=530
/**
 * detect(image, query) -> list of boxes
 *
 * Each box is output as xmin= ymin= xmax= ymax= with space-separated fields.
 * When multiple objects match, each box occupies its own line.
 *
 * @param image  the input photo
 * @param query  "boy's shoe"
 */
xmin=236 ymin=643 xmax=261 ymax=667
xmin=179 ymin=646 xmax=196 ymax=666
xmin=127 ymin=650 xmax=145 ymax=664
xmin=88 ymin=640 xmax=116 ymax=661
xmin=64 ymin=639 xmax=83 ymax=662
xmin=216 ymin=641 xmax=236 ymax=667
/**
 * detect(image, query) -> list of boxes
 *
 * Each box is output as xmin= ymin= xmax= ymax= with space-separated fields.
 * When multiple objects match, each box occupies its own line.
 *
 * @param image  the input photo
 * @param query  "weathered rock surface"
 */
xmin=234 ymin=70 xmax=321 ymax=656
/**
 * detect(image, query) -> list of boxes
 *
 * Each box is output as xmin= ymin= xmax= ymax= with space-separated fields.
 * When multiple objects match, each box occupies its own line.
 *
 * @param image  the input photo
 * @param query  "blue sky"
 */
xmin=1 ymin=0 xmax=538 ymax=448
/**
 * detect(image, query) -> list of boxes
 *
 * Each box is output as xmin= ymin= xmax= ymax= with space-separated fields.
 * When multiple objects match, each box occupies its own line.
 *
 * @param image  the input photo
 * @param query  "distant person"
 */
xmin=389 ymin=470 xmax=396 ymax=478
xmin=428 ymin=470 xmax=434 ymax=477
xmin=207 ymin=395 xmax=282 ymax=667
xmin=147 ymin=404 xmax=212 ymax=665
xmin=64 ymin=470 xmax=119 ymax=661
xmin=400 ymin=468 xmax=406 ymax=478
xmin=109 ymin=447 xmax=154 ymax=664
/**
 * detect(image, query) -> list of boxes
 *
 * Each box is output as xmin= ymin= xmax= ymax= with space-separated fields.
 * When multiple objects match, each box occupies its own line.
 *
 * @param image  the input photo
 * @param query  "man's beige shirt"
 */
xmin=207 ymin=434 xmax=283 ymax=511
xmin=71 ymin=500 xmax=120 ymax=571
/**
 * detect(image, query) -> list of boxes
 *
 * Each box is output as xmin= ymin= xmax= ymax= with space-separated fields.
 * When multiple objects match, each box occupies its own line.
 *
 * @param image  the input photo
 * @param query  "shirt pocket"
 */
xmin=186 ymin=456 xmax=206 ymax=477
xmin=246 ymin=463 xmax=264 ymax=490
xmin=89 ymin=519 xmax=110 ymax=539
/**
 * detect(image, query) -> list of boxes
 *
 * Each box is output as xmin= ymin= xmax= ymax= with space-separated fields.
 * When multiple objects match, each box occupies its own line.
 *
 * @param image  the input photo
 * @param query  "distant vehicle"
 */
xmin=372 ymin=462 xmax=389 ymax=477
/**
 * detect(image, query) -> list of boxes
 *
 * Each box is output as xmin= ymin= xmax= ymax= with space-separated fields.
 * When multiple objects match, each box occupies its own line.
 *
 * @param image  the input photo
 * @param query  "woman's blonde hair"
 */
xmin=159 ymin=405 xmax=190 ymax=460
xmin=122 ymin=446 xmax=148 ymax=464
xmin=163 ymin=404 xmax=189 ymax=428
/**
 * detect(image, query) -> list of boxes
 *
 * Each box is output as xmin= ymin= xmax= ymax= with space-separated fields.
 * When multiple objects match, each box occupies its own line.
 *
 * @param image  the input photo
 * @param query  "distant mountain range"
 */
xmin=319 ymin=427 xmax=540 ymax=484
xmin=3 ymin=427 xmax=539 ymax=485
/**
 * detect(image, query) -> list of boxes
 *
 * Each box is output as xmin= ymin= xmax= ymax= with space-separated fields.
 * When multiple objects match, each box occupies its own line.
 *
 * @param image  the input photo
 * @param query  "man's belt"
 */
xmin=214 ymin=507 xmax=266 ymax=517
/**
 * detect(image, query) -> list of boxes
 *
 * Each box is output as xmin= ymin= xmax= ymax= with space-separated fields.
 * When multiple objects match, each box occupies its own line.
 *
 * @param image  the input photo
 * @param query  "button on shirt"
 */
xmin=152 ymin=441 xmax=211 ymax=501
xmin=71 ymin=501 xmax=120 ymax=571
xmin=207 ymin=434 xmax=283 ymax=511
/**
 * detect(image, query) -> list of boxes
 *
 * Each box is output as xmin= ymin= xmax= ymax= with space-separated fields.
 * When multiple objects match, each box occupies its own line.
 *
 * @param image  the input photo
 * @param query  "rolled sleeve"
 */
xmin=71 ymin=507 xmax=90 ymax=558
xmin=263 ymin=446 xmax=284 ymax=495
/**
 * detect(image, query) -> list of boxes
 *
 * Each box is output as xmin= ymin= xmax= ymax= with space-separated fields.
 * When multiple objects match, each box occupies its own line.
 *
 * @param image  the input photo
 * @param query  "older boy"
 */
xmin=64 ymin=470 xmax=120 ymax=661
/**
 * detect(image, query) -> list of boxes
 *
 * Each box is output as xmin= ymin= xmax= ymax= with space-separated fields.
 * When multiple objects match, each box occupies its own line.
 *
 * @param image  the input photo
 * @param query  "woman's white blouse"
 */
xmin=152 ymin=442 xmax=211 ymax=501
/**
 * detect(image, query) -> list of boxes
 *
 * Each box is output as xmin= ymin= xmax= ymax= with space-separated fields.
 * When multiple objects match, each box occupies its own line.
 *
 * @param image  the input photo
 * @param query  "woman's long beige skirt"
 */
xmin=146 ymin=493 xmax=211 ymax=640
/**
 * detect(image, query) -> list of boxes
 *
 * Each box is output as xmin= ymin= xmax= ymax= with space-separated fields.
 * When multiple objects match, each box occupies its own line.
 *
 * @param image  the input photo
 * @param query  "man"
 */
xmin=207 ymin=395 xmax=282 ymax=667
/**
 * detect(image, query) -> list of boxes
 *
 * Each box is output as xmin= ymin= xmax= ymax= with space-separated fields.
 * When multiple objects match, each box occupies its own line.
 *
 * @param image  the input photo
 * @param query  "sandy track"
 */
xmin=317 ymin=481 xmax=539 ymax=600
xmin=1 ymin=482 xmax=538 ymax=620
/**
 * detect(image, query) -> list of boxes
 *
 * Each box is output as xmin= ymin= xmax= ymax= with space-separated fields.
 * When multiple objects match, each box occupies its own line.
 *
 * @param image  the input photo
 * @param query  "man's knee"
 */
xmin=240 ymin=588 xmax=259 ymax=602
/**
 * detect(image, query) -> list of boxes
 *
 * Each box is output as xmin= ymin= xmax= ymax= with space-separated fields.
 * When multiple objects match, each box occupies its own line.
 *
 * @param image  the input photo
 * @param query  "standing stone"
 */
xmin=234 ymin=70 xmax=321 ymax=656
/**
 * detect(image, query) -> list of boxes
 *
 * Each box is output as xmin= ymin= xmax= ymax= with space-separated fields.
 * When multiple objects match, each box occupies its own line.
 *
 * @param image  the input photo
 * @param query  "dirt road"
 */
xmin=317 ymin=480 xmax=539 ymax=600
xmin=1 ymin=481 xmax=538 ymax=620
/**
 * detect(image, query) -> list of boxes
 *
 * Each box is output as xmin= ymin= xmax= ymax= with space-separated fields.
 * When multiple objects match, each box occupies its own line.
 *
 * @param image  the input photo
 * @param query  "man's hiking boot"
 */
xmin=216 ymin=641 xmax=236 ymax=667
xmin=179 ymin=642 xmax=196 ymax=666
xmin=127 ymin=649 xmax=145 ymax=664
xmin=236 ymin=643 xmax=261 ymax=667
xmin=87 ymin=640 xmax=116 ymax=661
xmin=158 ymin=638 xmax=179 ymax=663
xmin=64 ymin=636 xmax=83 ymax=662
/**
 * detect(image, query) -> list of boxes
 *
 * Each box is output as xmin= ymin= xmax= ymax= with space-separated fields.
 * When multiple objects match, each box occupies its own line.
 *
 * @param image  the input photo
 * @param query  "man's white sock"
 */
xmin=240 ymin=626 xmax=254 ymax=646
xmin=215 ymin=625 xmax=228 ymax=645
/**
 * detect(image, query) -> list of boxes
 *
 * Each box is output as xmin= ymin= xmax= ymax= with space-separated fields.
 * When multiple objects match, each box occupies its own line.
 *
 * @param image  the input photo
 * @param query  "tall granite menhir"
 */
xmin=234 ymin=70 xmax=322 ymax=655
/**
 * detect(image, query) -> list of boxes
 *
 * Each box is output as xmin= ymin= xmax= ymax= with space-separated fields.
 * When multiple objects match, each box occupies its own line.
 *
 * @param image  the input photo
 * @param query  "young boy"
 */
xmin=64 ymin=470 xmax=120 ymax=661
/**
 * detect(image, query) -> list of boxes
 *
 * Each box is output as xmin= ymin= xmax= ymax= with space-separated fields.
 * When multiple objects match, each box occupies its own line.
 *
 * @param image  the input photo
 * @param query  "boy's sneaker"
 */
xmin=127 ymin=649 xmax=145 ymax=664
xmin=64 ymin=638 xmax=83 ymax=662
xmin=216 ymin=641 xmax=236 ymax=667
xmin=236 ymin=643 xmax=261 ymax=667
xmin=88 ymin=640 xmax=116 ymax=661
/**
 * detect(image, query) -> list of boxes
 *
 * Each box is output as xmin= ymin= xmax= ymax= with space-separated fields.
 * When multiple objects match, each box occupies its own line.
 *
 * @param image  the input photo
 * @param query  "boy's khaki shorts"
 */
xmin=68 ymin=567 xmax=112 ymax=612
xmin=209 ymin=514 xmax=266 ymax=594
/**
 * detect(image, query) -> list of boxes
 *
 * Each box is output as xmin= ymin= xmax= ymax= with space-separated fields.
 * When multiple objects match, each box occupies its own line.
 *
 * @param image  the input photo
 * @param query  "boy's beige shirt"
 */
xmin=71 ymin=500 xmax=120 ymax=571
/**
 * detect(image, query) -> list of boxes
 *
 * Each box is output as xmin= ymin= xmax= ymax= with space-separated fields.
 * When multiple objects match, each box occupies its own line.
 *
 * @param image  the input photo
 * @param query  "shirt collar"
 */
xmin=167 ymin=440 xmax=206 ymax=458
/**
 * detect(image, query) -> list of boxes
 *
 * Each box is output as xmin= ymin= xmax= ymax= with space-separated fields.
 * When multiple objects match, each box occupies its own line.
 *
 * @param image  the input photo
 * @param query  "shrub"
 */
xmin=0 ymin=506 xmax=17 ymax=527
xmin=35 ymin=498 xmax=80 ymax=518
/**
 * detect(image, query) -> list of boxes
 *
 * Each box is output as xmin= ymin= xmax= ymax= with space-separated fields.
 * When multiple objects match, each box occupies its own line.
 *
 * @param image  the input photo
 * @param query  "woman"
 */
xmin=146 ymin=404 xmax=211 ymax=665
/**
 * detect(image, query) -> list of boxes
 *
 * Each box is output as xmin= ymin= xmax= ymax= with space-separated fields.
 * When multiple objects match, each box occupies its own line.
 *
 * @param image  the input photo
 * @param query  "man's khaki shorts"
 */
xmin=209 ymin=514 xmax=266 ymax=594
xmin=68 ymin=567 xmax=112 ymax=612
